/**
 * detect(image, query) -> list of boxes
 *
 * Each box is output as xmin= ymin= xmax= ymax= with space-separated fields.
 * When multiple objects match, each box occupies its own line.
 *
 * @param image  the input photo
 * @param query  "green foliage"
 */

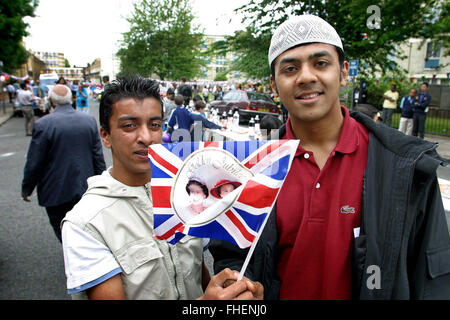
xmin=117 ymin=0 xmax=205 ymax=80
xmin=215 ymin=0 xmax=445 ymax=79
xmin=214 ymin=71 xmax=228 ymax=81
xmin=210 ymin=27 xmax=271 ymax=79
xmin=0 ymin=0 xmax=38 ymax=73
xmin=418 ymin=1 xmax=450 ymax=60
xmin=353 ymin=73 xmax=417 ymax=110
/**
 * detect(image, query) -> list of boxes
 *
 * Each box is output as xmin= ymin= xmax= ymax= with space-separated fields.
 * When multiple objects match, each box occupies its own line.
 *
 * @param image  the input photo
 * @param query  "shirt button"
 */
xmin=316 ymin=183 xmax=321 ymax=189
xmin=304 ymin=153 xmax=310 ymax=159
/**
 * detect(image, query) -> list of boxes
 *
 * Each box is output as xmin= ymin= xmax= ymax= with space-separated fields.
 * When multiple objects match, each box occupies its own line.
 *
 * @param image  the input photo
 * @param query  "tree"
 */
xmin=210 ymin=27 xmax=272 ymax=80
xmin=64 ymin=58 xmax=70 ymax=68
xmin=0 ymin=0 xmax=38 ymax=73
xmin=213 ymin=0 xmax=446 ymax=79
xmin=117 ymin=0 xmax=205 ymax=80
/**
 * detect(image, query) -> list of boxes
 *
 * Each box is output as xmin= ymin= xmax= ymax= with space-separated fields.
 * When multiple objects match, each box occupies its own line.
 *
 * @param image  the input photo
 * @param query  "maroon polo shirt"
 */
xmin=277 ymin=106 xmax=369 ymax=299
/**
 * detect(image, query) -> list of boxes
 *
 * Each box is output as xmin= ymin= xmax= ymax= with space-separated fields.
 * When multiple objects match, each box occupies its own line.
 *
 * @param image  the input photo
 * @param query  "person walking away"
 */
xmin=16 ymin=82 xmax=35 ymax=136
xmin=412 ymin=82 xmax=431 ymax=139
xmin=162 ymin=88 xmax=177 ymax=129
xmin=382 ymin=84 xmax=399 ymax=127
xmin=209 ymin=14 xmax=450 ymax=300
xmin=76 ymin=83 xmax=89 ymax=113
xmin=60 ymin=76 xmax=262 ymax=300
xmin=21 ymin=84 xmax=106 ymax=242
xmin=398 ymin=88 xmax=417 ymax=135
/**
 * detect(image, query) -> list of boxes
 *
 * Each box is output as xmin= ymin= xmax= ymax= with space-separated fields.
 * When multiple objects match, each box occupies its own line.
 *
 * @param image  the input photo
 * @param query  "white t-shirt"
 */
xmin=62 ymin=223 xmax=121 ymax=294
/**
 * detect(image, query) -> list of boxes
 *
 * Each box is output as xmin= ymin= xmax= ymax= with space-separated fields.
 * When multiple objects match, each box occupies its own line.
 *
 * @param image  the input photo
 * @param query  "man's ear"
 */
xmin=99 ymin=127 xmax=111 ymax=149
xmin=340 ymin=61 xmax=349 ymax=87
xmin=270 ymin=76 xmax=279 ymax=96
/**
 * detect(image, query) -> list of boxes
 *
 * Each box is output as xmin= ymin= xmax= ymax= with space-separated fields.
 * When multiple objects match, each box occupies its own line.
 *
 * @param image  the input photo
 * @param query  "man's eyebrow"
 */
xmin=117 ymin=115 xmax=163 ymax=122
xmin=279 ymin=50 xmax=334 ymax=65
xmin=308 ymin=50 xmax=333 ymax=60
xmin=117 ymin=115 xmax=137 ymax=122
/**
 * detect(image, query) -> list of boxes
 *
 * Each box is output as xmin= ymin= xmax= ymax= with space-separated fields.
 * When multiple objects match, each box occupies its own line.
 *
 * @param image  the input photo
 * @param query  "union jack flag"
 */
xmin=148 ymin=139 xmax=299 ymax=248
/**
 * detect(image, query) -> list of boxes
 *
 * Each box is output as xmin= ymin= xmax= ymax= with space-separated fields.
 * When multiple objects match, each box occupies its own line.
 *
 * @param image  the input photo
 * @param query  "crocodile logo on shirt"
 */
xmin=340 ymin=205 xmax=356 ymax=214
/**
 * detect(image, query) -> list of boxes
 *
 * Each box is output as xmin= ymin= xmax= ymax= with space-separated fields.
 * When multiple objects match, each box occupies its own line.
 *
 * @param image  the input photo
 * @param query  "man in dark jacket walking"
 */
xmin=177 ymin=77 xmax=193 ymax=108
xmin=210 ymin=15 xmax=450 ymax=300
xmin=21 ymin=84 xmax=106 ymax=242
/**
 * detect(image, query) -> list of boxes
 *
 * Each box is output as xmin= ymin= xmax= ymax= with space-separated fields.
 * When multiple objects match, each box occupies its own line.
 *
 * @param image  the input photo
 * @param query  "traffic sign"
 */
xmin=349 ymin=68 xmax=358 ymax=77
xmin=349 ymin=60 xmax=359 ymax=77
xmin=349 ymin=60 xmax=359 ymax=68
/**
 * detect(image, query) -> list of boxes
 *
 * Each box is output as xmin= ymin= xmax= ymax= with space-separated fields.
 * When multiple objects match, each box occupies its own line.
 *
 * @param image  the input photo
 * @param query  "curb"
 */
xmin=0 ymin=112 xmax=13 ymax=127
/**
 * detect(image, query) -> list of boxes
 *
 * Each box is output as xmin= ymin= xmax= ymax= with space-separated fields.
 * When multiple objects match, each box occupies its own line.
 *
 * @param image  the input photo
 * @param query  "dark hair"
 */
xmin=354 ymin=103 xmax=379 ymax=120
xmin=56 ymin=77 xmax=67 ymax=84
xmin=99 ymin=75 xmax=163 ymax=133
xmin=421 ymin=82 xmax=429 ymax=87
xmin=186 ymin=180 xmax=209 ymax=197
xmin=270 ymin=44 xmax=345 ymax=85
xmin=20 ymin=82 xmax=27 ymax=89
xmin=260 ymin=115 xmax=282 ymax=132
xmin=195 ymin=100 xmax=206 ymax=110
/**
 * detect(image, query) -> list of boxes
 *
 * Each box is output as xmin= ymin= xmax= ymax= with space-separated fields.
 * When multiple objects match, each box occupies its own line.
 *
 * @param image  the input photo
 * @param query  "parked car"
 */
xmin=209 ymin=90 xmax=279 ymax=123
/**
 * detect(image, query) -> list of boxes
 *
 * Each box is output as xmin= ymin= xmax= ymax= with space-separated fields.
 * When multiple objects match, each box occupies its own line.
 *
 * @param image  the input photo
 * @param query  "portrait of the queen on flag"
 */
xmin=148 ymin=139 xmax=299 ymax=249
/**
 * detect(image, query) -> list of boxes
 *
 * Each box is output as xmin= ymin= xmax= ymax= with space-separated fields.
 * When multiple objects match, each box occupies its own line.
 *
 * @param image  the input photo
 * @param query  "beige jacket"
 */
xmin=62 ymin=169 xmax=204 ymax=300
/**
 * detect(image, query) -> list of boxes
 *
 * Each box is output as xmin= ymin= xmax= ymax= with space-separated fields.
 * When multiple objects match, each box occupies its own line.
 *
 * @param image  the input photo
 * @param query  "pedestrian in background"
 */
xmin=178 ymin=76 xmax=193 ymax=107
xmin=354 ymin=104 xmax=382 ymax=122
xmin=76 ymin=83 xmax=89 ymax=113
xmin=21 ymin=84 xmax=106 ymax=242
xmin=381 ymin=84 xmax=399 ymax=127
xmin=412 ymin=82 xmax=432 ymax=139
xmin=190 ymin=100 xmax=223 ymax=141
xmin=398 ymin=88 xmax=418 ymax=135
xmin=167 ymin=94 xmax=194 ymax=142
xmin=7 ymin=83 xmax=16 ymax=103
xmin=260 ymin=114 xmax=282 ymax=139
xmin=16 ymin=82 xmax=35 ymax=136
xmin=162 ymin=87 xmax=176 ymax=129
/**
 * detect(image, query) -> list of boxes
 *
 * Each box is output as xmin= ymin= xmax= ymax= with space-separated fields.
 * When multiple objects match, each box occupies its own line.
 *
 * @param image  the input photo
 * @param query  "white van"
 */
xmin=39 ymin=72 xmax=59 ymax=95
xmin=38 ymin=72 xmax=59 ymax=114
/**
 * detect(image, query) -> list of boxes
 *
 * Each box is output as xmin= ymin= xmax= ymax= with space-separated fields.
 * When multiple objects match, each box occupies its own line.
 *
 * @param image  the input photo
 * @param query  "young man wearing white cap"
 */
xmin=210 ymin=15 xmax=450 ymax=300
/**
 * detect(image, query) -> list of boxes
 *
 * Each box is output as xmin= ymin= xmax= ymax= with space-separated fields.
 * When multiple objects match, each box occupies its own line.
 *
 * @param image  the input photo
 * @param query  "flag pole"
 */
xmin=237 ymin=208 xmax=271 ymax=281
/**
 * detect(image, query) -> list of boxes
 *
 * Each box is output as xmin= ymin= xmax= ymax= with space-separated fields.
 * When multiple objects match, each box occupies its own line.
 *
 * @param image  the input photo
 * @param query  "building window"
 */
xmin=425 ymin=41 xmax=441 ymax=69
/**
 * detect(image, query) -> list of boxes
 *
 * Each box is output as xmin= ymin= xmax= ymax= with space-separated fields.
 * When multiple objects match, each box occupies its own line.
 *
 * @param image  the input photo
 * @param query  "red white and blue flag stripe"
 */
xmin=148 ymin=139 xmax=299 ymax=248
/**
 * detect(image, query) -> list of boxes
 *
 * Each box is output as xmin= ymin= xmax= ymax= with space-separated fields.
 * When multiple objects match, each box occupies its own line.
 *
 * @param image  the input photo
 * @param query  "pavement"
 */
xmin=0 ymin=101 xmax=15 ymax=127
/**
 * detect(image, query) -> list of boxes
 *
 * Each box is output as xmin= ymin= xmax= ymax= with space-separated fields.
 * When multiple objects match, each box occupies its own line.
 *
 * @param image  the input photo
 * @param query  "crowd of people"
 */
xmin=10 ymin=14 xmax=449 ymax=301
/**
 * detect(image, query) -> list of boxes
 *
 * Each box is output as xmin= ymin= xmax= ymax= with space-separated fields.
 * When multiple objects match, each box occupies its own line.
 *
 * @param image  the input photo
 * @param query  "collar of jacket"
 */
xmin=53 ymin=104 xmax=74 ymax=112
xmin=269 ymin=110 xmax=448 ymax=174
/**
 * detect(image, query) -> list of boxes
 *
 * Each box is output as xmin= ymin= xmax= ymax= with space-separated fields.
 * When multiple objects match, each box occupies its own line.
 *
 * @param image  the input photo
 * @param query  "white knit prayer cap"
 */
xmin=268 ymin=14 xmax=343 ymax=66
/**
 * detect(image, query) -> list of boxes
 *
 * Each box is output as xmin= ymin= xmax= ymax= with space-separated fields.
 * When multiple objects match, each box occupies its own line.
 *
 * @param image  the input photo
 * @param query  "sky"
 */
xmin=23 ymin=0 xmax=247 ymax=67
